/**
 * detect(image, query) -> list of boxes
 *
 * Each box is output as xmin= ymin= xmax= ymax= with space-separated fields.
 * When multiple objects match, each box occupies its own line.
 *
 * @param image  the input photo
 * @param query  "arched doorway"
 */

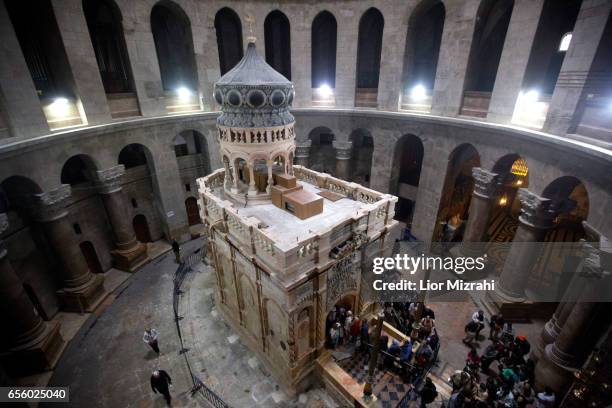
xmin=185 ymin=197 xmax=200 ymax=225
xmin=355 ymin=8 xmax=384 ymax=107
xmin=434 ymin=144 xmax=480 ymax=243
xmin=349 ymin=129 xmax=373 ymax=186
xmin=308 ymin=127 xmax=335 ymax=174
xmin=390 ymin=135 xmax=424 ymax=226
xmin=264 ymin=10 xmax=291 ymax=79
xmin=460 ymin=0 xmax=514 ymax=117
xmin=215 ymin=7 xmax=243 ymax=75
xmin=325 ymin=294 xmax=357 ymax=347
xmin=133 ymin=214 xmax=152 ymax=242
xmin=400 ymin=0 xmax=445 ymax=111
xmin=79 ymin=241 xmax=103 ymax=274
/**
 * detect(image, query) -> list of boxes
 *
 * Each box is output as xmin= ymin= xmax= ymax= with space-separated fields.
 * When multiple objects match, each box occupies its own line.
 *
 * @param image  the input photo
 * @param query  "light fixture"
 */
xmin=559 ymin=32 xmax=572 ymax=52
xmin=176 ymin=86 xmax=192 ymax=100
xmin=499 ymin=196 xmax=508 ymax=206
xmin=523 ymin=89 xmax=540 ymax=103
xmin=516 ymin=179 xmax=523 ymax=186
xmin=317 ymin=84 xmax=332 ymax=98
xmin=410 ymin=84 xmax=427 ymax=101
xmin=49 ymin=97 xmax=70 ymax=116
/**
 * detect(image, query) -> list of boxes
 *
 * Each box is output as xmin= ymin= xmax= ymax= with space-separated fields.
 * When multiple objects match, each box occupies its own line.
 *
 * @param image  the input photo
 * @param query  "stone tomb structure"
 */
xmin=198 ymin=40 xmax=399 ymax=394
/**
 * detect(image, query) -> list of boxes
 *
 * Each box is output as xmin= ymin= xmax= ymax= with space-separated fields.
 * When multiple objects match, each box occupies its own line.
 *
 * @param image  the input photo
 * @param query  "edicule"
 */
xmin=197 ymin=39 xmax=400 ymax=395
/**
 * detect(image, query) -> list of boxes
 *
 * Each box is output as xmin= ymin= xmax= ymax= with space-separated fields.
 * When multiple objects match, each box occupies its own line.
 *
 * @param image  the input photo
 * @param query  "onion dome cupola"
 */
xmin=214 ymin=41 xmax=295 ymax=128
xmin=214 ymin=38 xmax=296 ymax=204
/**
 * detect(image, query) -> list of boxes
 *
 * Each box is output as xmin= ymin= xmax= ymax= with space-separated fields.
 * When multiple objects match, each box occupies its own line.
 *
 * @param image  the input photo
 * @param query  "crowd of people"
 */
xmin=443 ymin=311 xmax=556 ymax=408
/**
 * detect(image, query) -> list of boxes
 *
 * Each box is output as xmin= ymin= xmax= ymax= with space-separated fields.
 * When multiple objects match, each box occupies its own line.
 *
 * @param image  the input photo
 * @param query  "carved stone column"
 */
xmin=0 ymin=213 xmax=66 ymax=376
xmin=463 ymin=168 xmax=500 ymax=243
xmin=535 ymin=243 xmax=611 ymax=393
xmin=294 ymin=140 xmax=311 ymax=168
xmin=95 ymin=165 xmax=148 ymax=272
xmin=490 ymin=189 xmax=555 ymax=303
xmin=32 ymin=185 xmax=106 ymax=312
xmin=266 ymin=161 xmax=274 ymax=194
xmin=333 ymin=140 xmax=352 ymax=181
xmin=247 ymin=164 xmax=257 ymax=196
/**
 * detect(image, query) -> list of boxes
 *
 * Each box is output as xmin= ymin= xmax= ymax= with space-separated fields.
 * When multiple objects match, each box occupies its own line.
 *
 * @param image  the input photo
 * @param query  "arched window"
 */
xmin=150 ymin=2 xmax=198 ymax=91
xmin=264 ymin=10 xmax=291 ymax=79
xmin=356 ymin=8 xmax=384 ymax=90
xmin=311 ymin=11 xmax=337 ymax=88
xmin=215 ymin=8 xmax=243 ymax=75
xmin=400 ymin=1 xmax=445 ymax=111
xmin=83 ymin=0 xmax=134 ymax=93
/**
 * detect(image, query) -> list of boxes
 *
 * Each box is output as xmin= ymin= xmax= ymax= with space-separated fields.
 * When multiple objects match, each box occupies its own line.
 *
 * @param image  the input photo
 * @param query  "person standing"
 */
xmin=150 ymin=370 xmax=172 ymax=405
xmin=172 ymin=240 xmax=181 ymax=263
xmin=329 ymin=323 xmax=340 ymax=349
xmin=143 ymin=327 xmax=160 ymax=354
xmin=419 ymin=377 xmax=438 ymax=407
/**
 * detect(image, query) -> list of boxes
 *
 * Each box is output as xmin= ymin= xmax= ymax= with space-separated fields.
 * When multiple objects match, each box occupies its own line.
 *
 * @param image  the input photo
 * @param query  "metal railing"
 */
xmin=172 ymin=246 xmax=231 ymax=408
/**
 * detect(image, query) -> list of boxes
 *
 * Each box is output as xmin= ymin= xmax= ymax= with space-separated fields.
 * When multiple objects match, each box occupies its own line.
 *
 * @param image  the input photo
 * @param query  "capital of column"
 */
xmin=517 ymin=188 xmax=555 ymax=229
xmin=31 ymin=185 xmax=71 ymax=222
xmin=472 ymin=167 xmax=501 ymax=199
xmin=95 ymin=165 xmax=125 ymax=195
xmin=295 ymin=140 xmax=312 ymax=158
xmin=332 ymin=140 xmax=352 ymax=160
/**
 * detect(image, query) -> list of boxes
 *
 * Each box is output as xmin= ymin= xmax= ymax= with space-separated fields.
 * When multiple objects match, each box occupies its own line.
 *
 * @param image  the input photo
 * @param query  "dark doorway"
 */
xmin=80 ymin=241 xmax=104 ymax=274
xmin=264 ymin=10 xmax=291 ymax=79
xmin=185 ymin=197 xmax=200 ymax=225
xmin=133 ymin=214 xmax=152 ymax=242
xmin=215 ymin=7 xmax=244 ymax=75
xmin=312 ymin=11 xmax=337 ymax=88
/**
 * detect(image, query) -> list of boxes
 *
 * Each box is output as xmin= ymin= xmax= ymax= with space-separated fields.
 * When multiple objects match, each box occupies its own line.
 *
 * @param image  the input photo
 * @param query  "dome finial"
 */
xmin=245 ymin=14 xmax=256 ymax=43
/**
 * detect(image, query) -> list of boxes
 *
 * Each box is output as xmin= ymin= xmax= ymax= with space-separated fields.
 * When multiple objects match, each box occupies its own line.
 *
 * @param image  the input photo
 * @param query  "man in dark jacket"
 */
xmin=151 ymin=370 xmax=172 ymax=405
xmin=419 ymin=376 xmax=438 ymax=407
xmin=172 ymin=240 xmax=180 ymax=263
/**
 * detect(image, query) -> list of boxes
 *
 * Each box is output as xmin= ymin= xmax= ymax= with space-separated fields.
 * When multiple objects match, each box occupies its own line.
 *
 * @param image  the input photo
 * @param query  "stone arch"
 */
xmin=264 ymin=10 xmax=291 ymax=79
xmin=60 ymin=154 xmax=99 ymax=186
xmin=355 ymin=8 xmax=384 ymax=107
xmin=307 ymin=126 xmax=335 ymax=174
xmin=349 ymin=129 xmax=373 ymax=186
xmin=542 ymin=176 xmax=589 ymax=236
xmin=433 ymin=143 xmax=481 ymax=243
xmin=238 ymin=274 xmax=261 ymax=340
xmin=215 ymin=7 xmax=243 ymax=75
xmin=311 ymin=11 xmax=337 ymax=88
xmin=150 ymin=0 xmax=198 ymax=92
xmin=400 ymin=0 xmax=445 ymax=111
xmin=390 ymin=134 xmax=424 ymax=225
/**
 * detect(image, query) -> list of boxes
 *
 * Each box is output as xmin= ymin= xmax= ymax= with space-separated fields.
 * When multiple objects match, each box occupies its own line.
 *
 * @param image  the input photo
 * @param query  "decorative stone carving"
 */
xmin=332 ymin=140 xmax=352 ymax=160
xmin=326 ymin=253 xmax=358 ymax=310
xmin=31 ymin=185 xmax=71 ymax=222
xmin=518 ymin=188 xmax=555 ymax=229
xmin=472 ymin=167 xmax=501 ymax=199
xmin=95 ymin=165 xmax=125 ymax=194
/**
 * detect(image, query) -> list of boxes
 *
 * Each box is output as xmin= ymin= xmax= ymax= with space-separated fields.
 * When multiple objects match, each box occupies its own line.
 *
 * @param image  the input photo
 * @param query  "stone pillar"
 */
xmin=51 ymin=0 xmax=112 ymax=125
xmin=333 ymin=140 xmax=352 ymax=181
xmin=248 ymin=164 xmax=257 ymax=196
xmin=0 ymin=213 xmax=66 ymax=377
xmin=334 ymin=14 xmax=359 ymax=108
xmin=487 ymin=0 xmax=545 ymax=123
xmin=535 ymin=244 xmax=610 ymax=393
xmin=543 ymin=0 xmax=612 ymax=135
xmin=290 ymin=11 xmax=311 ymax=109
xmin=532 ymin=300 xmax=576 ymax=362
xmin=490 ymin=189 xmax=555 ymax=303
xmin=32 ymin=185 xmax=106 ymax=312
xmin=294 ymin=140 xmax=311 ymax=168
xmin=463 ymin=168 xmax=500 ymax=243
xmin=95 ymin=165 xmax=148 ymax=272
xmin=266 ymin=161 xmax=273 ymax=194
xmin=0 ymin=1 xmax=49 ymax=138
xmin=431 ymin=0 xmax=480 ymax=116
xmin=376 ymin=5 xmax=407 ymax=111
xmin=223 ymin=158 xmax=232 ymax=188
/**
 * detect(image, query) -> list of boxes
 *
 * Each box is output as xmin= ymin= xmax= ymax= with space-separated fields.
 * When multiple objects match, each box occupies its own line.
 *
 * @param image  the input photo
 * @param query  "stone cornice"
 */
xmin=31 ymin=184 xmax=71 ymax=222
xmin=95 ymin=165 xmax=126 ymax=194
xmin=472 ymin=167 xmax=500 ymax=199
xmin=517 ymin=188 xmax=555 ymax=229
